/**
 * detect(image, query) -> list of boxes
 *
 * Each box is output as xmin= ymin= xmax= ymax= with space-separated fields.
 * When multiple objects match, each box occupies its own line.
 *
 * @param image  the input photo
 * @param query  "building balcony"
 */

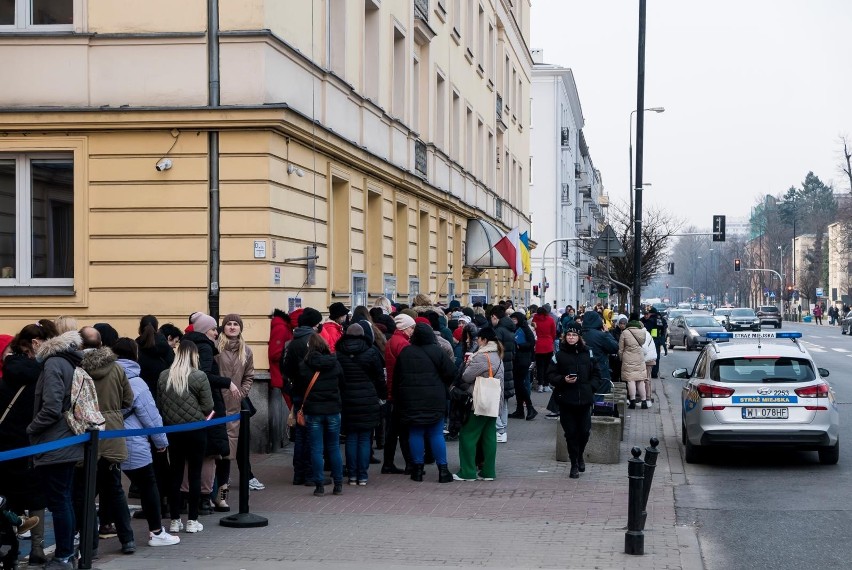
xmin=574 ymin=163 xmax=582 ymax=179
xmin=561 ymin=183 xmax=571 ymax=204
xmin=579 ymin=184 xmax=591 ymax=197
xmin=561 ymin=127 xmax=570 ymax=148
xmin=414 ymin=0 xmax=429 ymax=21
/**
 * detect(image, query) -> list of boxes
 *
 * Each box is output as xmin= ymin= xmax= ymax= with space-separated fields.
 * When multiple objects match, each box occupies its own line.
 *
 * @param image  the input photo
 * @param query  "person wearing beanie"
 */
xmin=508 ymin=311 xmax=537 ymax=421
xmin=488 ymin=305 xmax=516 ymax=443
xmin=281 ymin=307 xmax=326 ymax=486
xmin=214 ymin=313 xmax=262 ymax=506
xmin=579 ymin=309 xmax=618 ymax=395
xmin=336 ymin=323 xmax=387 ymax=486
xmin=382 ymin=312 xmax=416 ymax=474
xmin=532 ymin=305 xmax=557 ymax=393
xmin=93 ymin=322 xmax=119 ymax=348
xmin=189 ymin=312 xmax=218 ymax=336
xmin=618 ymin=320 xmax=649 ymax=409
xmin=548 ymin=322 xmax=603 ymax=479
xmin=320 ymin=303 xmax=349 ymax=354
xmin=609 ymin=315 xmax=629 ymax=383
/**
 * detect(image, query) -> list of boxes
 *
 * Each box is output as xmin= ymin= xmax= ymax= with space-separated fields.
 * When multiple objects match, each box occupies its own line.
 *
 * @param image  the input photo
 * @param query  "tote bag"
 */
xmin=472 ymin=355 xmax=502 ymax=417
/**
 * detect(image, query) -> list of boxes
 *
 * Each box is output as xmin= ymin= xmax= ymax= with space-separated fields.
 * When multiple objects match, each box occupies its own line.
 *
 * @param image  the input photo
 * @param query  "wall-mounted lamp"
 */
xmin=287 ymin=164 xmax=305 ymax=177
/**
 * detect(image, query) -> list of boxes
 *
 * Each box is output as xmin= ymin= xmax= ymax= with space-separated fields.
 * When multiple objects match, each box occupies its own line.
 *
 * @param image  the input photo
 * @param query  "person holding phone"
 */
xmin=548 ymin=322 xmax=603 ymax=479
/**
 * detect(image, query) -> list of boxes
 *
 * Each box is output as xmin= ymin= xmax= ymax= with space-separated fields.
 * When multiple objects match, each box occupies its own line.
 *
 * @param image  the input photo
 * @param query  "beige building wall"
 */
xmin=0 ymin=0 xmax=532 ymax=369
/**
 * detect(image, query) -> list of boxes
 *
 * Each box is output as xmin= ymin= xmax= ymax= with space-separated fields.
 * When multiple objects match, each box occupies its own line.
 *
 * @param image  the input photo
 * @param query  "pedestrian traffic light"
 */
xmin=713 ymin=215 xmax=726 ymax=242
xmin=734 ymin=258 xmax=741 ymax=272
xmin=533 ymin=284 xmax=539 ymax=296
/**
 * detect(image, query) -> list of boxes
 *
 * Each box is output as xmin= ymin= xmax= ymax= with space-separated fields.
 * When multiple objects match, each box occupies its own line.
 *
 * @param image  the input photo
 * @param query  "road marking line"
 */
xmin=831 ymin=348 xmax=850 ymax=353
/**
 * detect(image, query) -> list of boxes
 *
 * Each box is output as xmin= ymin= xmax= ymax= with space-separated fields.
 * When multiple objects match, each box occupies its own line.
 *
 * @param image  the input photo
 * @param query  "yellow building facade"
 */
xmin=0 ymin=0 xmax=532 ymax=370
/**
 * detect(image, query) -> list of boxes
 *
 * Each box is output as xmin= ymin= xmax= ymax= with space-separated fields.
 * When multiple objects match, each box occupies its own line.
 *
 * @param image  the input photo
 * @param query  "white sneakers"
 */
xmin=452 ymin=473 xmax=476 ymax=481
xmin=169 ymin=518 xmax=203 ymax=534
xmin=148 ymin=528 xmax=180 ymax=547
xmin=496 ymin=432 xmax=508 ymax=443
xmin=248 ymin=477 xmax=265 ymax=490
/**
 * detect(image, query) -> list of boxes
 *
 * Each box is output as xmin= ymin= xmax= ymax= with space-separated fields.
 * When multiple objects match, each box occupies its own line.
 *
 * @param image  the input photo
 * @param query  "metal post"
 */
xmin=220 ymin=410 xmax=269 ymax=528
xmin=640 ymin=437 xmax=660 ymax=530
xmin=78 ymin=428 xmax=99 ymax=570
xmin=631 ymin=0 xmax=648 ymax=313
xmin=624 ymin=446 xmax=645 ymax=555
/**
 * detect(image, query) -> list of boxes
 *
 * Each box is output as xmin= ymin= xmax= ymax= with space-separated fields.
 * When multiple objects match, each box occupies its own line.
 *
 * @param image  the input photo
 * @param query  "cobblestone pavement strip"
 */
xmin=95 ymin=383 xmax=702 ymax=569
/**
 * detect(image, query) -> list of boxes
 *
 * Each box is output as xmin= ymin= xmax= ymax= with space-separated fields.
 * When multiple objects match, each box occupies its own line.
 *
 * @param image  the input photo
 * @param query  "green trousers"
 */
xmin=456 ymin=414 xmax=497 ymax=479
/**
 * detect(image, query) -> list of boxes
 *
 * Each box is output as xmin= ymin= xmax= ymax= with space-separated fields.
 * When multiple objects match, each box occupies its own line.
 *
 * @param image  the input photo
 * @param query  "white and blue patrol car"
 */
xmin=675 ymin=331 xmax=839 ymax=464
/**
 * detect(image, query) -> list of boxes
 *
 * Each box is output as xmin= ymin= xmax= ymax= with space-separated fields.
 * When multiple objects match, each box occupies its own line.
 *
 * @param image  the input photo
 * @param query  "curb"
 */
xmin=656 ymin=375 xmax=705 ymax=570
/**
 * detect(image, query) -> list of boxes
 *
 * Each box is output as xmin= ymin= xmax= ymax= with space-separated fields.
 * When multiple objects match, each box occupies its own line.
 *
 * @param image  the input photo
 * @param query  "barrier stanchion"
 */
xmin=624 ymin=446 xmax=645 ymax=555
xmin=639 ymin=437 xmax=660 ymax=530
xmin=78 ymin=427 xmax=99 ymax=570
xmin=220 ymin=409 xmax=268 ymax=528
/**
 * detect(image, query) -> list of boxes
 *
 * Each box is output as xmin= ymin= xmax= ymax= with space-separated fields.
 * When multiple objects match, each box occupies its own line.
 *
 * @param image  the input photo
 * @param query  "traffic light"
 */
xmin=713 ymin=215 xmax=726 ymax=242
xmin=734 ymin=258 xmax=741 ymax=272
xmin=533 ymin=284 xmax=539 ymax=296
xmin=667 ymin=262 xmax=675 ymax=275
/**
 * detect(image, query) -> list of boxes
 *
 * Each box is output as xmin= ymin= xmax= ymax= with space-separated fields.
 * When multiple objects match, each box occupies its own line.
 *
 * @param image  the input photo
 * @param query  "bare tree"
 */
xmin=840 ymin=135 xmax=852 ymax=194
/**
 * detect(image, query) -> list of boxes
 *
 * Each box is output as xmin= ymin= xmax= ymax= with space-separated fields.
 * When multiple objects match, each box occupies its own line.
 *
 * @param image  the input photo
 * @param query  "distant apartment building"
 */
xmin=0 ymin=0 xmax=532 ymax=366
xmin=529 ymin=49 xmax=606 ymax=310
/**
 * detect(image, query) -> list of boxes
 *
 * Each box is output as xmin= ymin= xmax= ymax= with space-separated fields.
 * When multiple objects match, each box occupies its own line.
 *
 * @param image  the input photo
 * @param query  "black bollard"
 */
xmin=220 ymin=409 xmax=269 ymax=528
xmin=78 ymin=428 xmax=100 ymax=570
xmin=640 ymin=436 xmax=660 ymax=530
xmin=624 ymin=446 xmax=645 ymax=555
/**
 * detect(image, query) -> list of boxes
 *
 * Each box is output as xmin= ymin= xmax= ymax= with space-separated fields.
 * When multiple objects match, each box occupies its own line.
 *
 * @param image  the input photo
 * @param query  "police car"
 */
xmin=675 ymin=331 xmax=839 ymax=464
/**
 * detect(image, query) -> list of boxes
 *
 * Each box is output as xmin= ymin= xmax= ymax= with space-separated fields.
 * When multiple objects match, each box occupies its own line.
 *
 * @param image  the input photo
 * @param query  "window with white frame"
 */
xmin=0 ymin=154 xmax=74 ymax=285
xmin=352 ymin=273 xmax=368 ymax=309
xmin=0 ymin=0 xmax=73 ymax=30
xmin=409 ymin=278 xmax=420 ymax=305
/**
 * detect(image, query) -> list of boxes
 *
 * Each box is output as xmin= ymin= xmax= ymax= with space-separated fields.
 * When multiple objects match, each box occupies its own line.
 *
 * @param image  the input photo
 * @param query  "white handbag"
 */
xmin=472 ymin=356 xmax=502 ymax=418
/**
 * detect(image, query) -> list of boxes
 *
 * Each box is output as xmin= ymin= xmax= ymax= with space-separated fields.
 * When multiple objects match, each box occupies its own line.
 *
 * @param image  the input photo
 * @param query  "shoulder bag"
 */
xmin=472 ymin=355 xmax=502 ymax=417
xmin=295 ymin=371 xmax=320 ymax=427
xmin=0 ymin=385 xmax=26 ymax=426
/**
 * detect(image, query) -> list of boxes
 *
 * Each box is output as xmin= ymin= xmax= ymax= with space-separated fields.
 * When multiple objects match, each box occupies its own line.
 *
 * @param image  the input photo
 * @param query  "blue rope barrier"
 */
xmin=0 ymin=413 xmax=241 ymax=463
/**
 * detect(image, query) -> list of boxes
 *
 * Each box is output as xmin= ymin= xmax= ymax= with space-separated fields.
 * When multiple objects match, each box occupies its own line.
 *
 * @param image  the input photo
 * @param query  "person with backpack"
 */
xmin=508 ymin=311 xmax=537 ymax=420
xmin=27 ymin=324 xmax=83 ymax=569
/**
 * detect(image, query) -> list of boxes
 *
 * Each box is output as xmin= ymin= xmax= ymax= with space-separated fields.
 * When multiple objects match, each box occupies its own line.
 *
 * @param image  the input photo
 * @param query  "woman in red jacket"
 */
xmin=531 ymin=306 xmax=557 ymax=392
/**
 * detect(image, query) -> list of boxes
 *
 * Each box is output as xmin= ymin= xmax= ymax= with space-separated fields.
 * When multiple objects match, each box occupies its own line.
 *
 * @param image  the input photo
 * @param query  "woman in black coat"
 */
xmin=394 ymin=323 xmax=456 ymax=483
xmin=509 ymin=311 xmax=537 ymax=420
xmin=548 ymin=322 xmax=603 ymax=479
xmin=336 ymin=324 xmax=386 ymax=485
xmin=135 ymin=315 xmax=175 ymax=398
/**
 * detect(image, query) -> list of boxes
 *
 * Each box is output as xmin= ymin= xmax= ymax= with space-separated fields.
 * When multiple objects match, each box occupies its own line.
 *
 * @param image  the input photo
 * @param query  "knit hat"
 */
xmin=222 ymin=313 xmax=244 ymax=332
xmin=415 ymin=316 xmax=431 ymax=326
xmin=190 ymin=312 xmax=218 ymax=335
xmin=448 ymin=299 xmax=461 ymax=310
xmin=346 ymin=323 xmax=364 ymax=337
xmin=617 ymin=315 xmax=629 ymax=325
xmin=394 ymin=313 xmax=416 ymax=330
xmin=298 ymin=307 xmax=323 ymax=328
xmin=328 ymin=302 xmax=350 ymax=321
xmin=563 ymin=321 xmax=583 ymax=335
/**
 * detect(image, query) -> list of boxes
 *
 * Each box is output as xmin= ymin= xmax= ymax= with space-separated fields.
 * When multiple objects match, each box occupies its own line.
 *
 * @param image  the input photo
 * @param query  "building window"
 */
xmin=466 ymin=106 xmax=474 ymax=171
xmin=435 ymin=72 xmax=446 ymax=149
xmin=352 ymin=273 xmax=368 ymax=309
xmin=364 ymin=1 xmax=380 ymax=101
xmin=327 ymin=0 xmax=346 ymax=77
xmin=383 ymin=275 xmax=397 ymax=301
xmin=409 ymin=278 xmax=420 ymax=305
xmin=451 ymin=91 xmax=461 ymax=161
xmin=0 ymin=154 xmax=74 ymax=285
xmin=0 ymin=0 xmax=73 ymax=30
xmin=392 ymin=26 xmax=406 ymax=119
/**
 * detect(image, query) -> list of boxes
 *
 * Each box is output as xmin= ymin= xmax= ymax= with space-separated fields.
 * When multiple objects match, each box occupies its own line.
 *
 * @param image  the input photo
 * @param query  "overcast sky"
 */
xmin=530 ymin=0 xmax=852 ymax=230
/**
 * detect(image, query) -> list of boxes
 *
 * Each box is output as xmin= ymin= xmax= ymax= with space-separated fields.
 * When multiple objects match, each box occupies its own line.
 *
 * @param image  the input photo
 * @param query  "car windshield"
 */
xmin=760 ymin=307 xmax=779 ymax=313
xmin=730 ymin=309 xmax=756 ymax=317
xmin=685 ymin=317 xmax=718 ymax=327
xmin=715 ymin=309 xmax=732 ymax=316
xmin=710 ymin=357 xmax=816 ymax=384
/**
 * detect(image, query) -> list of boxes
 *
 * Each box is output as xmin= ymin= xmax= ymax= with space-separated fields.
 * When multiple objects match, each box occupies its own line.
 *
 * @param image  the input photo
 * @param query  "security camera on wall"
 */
xmin=155 ymin=158 xmax=173 ymax=171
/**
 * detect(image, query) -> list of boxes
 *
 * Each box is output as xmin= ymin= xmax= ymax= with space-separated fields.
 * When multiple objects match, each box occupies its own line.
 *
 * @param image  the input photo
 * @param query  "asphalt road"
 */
xmin=660 ymin=319 xmax=852 ymax=570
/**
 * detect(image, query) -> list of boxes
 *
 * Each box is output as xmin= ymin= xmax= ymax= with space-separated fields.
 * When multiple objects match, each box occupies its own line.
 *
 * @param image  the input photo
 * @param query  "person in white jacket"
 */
xmin=113 ymin=338 xmax=180 ymax=547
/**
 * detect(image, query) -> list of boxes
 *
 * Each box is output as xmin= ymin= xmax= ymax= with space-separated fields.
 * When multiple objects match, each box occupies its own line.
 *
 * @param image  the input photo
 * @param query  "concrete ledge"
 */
xmin=586 ymin=416 xmax=621 ymax=464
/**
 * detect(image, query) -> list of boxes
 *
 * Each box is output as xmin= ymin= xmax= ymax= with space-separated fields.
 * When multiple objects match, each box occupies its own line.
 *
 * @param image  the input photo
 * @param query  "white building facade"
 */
xmin=529 ymin=50 xmax=605 ymax=310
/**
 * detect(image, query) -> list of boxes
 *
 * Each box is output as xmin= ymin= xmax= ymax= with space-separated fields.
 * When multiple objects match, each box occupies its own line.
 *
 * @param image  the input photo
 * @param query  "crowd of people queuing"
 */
xmin=0 ymin=296 xmax=667 ymax=568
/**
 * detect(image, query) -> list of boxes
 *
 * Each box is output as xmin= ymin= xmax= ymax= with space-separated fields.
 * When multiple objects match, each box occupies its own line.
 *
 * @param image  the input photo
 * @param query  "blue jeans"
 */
xmin=306 ymin=413 xmax=343 ymax=485
xmin=408 ymin=420 xmax=447 ymax=465
xmin=344 ymin=429 xmax=372 ymax=482
xmin=38 ymin=462 xmax=76 ymax=559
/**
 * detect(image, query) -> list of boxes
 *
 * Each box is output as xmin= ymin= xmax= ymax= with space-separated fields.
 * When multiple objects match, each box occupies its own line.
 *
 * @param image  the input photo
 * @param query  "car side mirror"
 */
xmin=672 ymin=368 xmax=690 ymax=379
xmin=818 ymin=367 xmax=830 ymax=378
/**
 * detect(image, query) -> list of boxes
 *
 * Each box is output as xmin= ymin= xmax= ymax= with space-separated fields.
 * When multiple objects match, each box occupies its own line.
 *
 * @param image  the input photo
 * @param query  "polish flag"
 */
xmin=495 ymin=227 xmax=523 ymax=280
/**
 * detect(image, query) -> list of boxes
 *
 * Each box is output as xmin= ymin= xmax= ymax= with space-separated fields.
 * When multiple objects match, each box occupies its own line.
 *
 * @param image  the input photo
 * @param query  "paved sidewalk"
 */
xmin=94 ymin=385 xmax=703 ymax=570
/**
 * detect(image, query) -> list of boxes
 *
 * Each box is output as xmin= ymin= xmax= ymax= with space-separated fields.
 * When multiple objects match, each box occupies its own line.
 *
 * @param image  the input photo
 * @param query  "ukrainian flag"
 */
xmin=519 ymin=231 xmax=531 ymax=275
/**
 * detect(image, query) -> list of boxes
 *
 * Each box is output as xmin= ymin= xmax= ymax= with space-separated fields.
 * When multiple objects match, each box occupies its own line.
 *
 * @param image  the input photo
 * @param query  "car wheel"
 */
xmin=776 ymin=322 xmax=781 ymax=329
xmin=681 ymin=417 xmax=687 ymax=445
xmin=683 ymin=337 xmax=691 ymax=352
xmin=684 ymin=433 xmax=702 ymax=464
xmin=818 ymin=441 xmax=839 ymax=465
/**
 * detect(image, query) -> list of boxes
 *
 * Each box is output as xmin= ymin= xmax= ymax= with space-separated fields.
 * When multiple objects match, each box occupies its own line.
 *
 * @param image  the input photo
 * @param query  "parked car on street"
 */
xmin=668 ymin=315 xmax=729 ymax=351
xmin=724 ymin=308 xmax=761 ymax=332
xmin=676 ymin=331 xmax=839 ymax=465
xmin=757 ymin=305 xmax=782 ymax=329
xmin=841 ymin=310 xmax=852 ymax=335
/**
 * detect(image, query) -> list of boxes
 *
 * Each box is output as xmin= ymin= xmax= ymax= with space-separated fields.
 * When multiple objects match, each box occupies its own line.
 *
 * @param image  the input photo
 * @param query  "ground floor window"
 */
xmin=0 ymin=154 xmax=74 ymax=286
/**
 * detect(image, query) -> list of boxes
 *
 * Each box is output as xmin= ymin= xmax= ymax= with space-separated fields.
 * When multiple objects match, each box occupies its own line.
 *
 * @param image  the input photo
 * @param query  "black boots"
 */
xmin=569 ymin=465 xmax=580 ymax=478
xmin=410 ymin=463 xmax=425 ymax=482
xmin=508 ymin=409 xmax=526 ymax=419
xmin=526 ymin=407 xmax=538 ymax=421
xmin=628 ymin=399 xmax=638 ymax=409
xmin=438 ymin=464 xmax=453 ymax=483
xmin=578 ymin=458 xmax=586 ymax=472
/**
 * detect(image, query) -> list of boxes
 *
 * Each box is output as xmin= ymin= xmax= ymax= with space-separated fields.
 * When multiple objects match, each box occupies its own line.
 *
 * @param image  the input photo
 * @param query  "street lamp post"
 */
xmin=629 ymin=107 xmax=664 ymax=229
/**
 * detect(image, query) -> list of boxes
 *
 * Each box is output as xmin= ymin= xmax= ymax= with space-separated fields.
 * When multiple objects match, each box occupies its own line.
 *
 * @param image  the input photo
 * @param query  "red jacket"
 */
xmin=532 ymin=313 xmax=557 ymax=354
xmin=320 ymin=320 xmax=344 ymax=353
xmin=268 ymin=312 xmax=293 ymax=389
xmin=384 ymin=330 xmax=410 ymax=402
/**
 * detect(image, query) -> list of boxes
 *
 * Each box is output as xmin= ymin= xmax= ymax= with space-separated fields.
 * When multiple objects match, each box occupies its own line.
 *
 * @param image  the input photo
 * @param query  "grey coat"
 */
xmin=459 ymin=343 xmax=504 ymax=397
xmin=27 ymin=331 xmax=85 ymax=467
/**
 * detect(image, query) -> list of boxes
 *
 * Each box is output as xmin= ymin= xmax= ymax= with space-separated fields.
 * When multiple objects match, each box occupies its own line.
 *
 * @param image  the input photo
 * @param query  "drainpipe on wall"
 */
xmin=208 ymin=0 xmax=221 ymax=320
